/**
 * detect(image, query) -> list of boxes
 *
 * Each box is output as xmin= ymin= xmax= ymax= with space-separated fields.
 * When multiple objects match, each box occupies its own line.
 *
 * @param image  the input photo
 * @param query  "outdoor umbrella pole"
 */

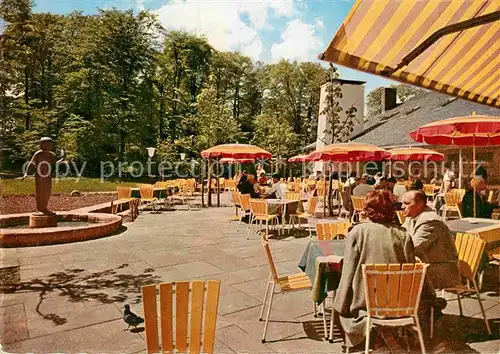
xmin=473 ymin=135 xmax=476 ymax=218
xmin=459 ymin=148 xmax=463 ymax=189
xmin=208 ymin=158 xmax=212 ymax=207
xmin=216 ymin=159 xmax=220 ymax=208
xmin=322 ymin=162 xmax=326 ymax=217
xmin=201 ymin=159 xmax=205 ymax=208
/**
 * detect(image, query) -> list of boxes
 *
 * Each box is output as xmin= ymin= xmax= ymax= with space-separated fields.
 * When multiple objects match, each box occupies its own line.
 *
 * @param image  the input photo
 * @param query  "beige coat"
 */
xmin=333 ymin=222 xmax=416 ymax=347
xmin=403 ymin=208 xmax=460 ymax=289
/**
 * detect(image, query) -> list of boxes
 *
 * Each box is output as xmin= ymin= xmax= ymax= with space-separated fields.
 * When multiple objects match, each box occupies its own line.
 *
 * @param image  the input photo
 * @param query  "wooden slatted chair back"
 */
xmin=142 ymin=280 xmax=221 ymax=354
xmin=396 ymin=210 xmax=406 ymax=225
xmin=250 ymin=199 xmax=268 ymax=217
xmin=116 ymin=187 xmax=131 ymax=200
xmin=293 ymin=183 xmax=302 ymax=193
xmin=137 ymin=183 xmax=152 ymax=189
xmin=140 ymin=186 xmax=155 ymax=200
xmin=445 ymin=191 xmax=462 ymax=205
xmin=239 ymin=193 xmax=251 ymax=212
xmin=351 ymin=196 xmax=366 ymax=212
xmin=284 ymin=192 xmax=300 ymax=201
xmin=306 ymin=196 xmax=318 ymax=215
xmin=423 ymin=184 xmax=435 ymax=196
xmin=231 ymin=192 xmax=241 ymax=207
xmin=316 ymin=221 xmax=351 ymax=240
xmin=455 ymin=233 xmax=486 ymax=281
xmin=362 ymin=263 xmax=428 ymax=318
xmin=261 ymin=234 xmax=279 ymax=283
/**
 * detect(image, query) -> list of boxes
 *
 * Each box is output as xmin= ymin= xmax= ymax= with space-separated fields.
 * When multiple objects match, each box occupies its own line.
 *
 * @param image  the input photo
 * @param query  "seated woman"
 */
xmin=462 ymin=177 xmax=497 ymax=218
xmin=257 ymin=172 xmax=268 ymax=186
xmin=333 ymin=190 xmax=426 ymax=351
xmin=237 ymin=175 xmax=259 ymax=198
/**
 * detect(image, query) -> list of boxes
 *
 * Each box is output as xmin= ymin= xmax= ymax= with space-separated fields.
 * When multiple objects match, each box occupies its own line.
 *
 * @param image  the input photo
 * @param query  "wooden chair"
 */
xmin=249 ymin=199 xmax=279 ymax=238
xmin=231 ymin=191 xmax=241 ymax=213
xmin=423 ymin=184 xmax=436 ymax=201
xmin=237 ymin=194 xmax=252 ymax=237
xmin=443 ymin=190 xmax=463 ymax=221
xmin=284 ymin=192 xmax=300 ymax=201
xmin=362 ymin=263 xmax=429 ymax=354
xmin=259 ymin=233 xmax=315 ymax=343
xmin=315 ymin=221 xmax=351 ymax=240
xmin=139 ymin=186 xmax=158 ymax=212
xmin=289 ymin=196 xmax=318 ymax=237
xmin=116 ymin=186 xmax=132 ymax=212
xmin=142 ymin=280 xmax=221 ymax=354
xmin=396 ymin=210 xmax=406 ymax=225
xmin=437 ymin=233 xmax=491 ymax=338
xmin=350 ymin=196 xmax=366 ymax=223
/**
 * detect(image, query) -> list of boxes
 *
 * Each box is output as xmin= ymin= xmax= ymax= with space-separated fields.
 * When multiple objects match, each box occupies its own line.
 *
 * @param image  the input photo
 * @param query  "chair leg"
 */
xmin=414 ymin=315 xmax=427 ymax=354
xmin=457 ymin=293 xmax=463 ymax=316
xmin=364 ymin=316 xmax=371 ymax=354
xmin=313 ymin=301 xmax=318 ymax=317
xmin=322 ymin=301 xmax=328 ymax=339
xmin=262 ymin=283 xmax=276 ymax=343
xmin=259 ymin=274 xmax=272 ymax=321
xmin=430 ymin=307 xmax=434 ymax=339
xmin=237 ymin=214 xmax=243 ymax=232
xmin=247 ymin=215 xmax=254 ymax=240
xmin=473 ymin=279 xmax=492 ymax=335
xmin=329 ymin=291 xmax=336 ymax=342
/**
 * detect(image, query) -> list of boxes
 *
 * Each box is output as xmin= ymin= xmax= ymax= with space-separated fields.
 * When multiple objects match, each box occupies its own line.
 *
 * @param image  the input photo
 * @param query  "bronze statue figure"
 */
xmin=22 ymin=137 xmax=65 ymax=215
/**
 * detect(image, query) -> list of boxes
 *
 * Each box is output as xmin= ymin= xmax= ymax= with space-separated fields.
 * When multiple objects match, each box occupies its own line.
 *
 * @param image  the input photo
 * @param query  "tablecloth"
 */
xmin=298 ymin=239 xmax=345 ymax=304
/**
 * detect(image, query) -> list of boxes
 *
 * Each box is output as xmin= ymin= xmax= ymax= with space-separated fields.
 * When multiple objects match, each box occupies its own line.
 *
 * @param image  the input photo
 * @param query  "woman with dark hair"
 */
xmin=237 ymin=174 xmax=259 ymax=198
xmin=333 ymin=190 xmax=418 ymax=351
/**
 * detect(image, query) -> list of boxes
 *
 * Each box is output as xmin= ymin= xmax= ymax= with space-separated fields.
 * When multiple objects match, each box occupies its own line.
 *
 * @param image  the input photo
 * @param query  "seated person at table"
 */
xmin=430 ymin=172 xmax=442 ymax=186
xmin=402 ymin=190 xmax=460 ymax=289
xmin=333 ymin=190 xmax=423 ymax=350
xmin=257 ymin=172 xmax=268 ymax=186
xmin=374 ymin=176 xmax=387 ymax=190
xmin=410 ymin=174 xmax=424 ymax=190
xmin=237 ymin=175 xmax=259 ymax=198
xmin=352 ymin=174 xmax=374 ymax=196
xmin=462 ymin=177 xmax=497 ymax=218
xmin=266 ymin=173 xmax=286 ymax=199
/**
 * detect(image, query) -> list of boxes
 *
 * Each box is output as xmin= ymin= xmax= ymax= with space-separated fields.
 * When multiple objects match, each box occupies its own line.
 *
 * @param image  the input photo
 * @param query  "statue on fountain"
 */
xmin=22 ymin=137 xmax=65 ymax=227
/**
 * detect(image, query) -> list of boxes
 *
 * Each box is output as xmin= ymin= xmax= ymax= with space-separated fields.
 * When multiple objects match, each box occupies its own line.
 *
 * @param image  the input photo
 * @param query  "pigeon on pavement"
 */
xmin=123 ymin=304 xmax=144 ymax=331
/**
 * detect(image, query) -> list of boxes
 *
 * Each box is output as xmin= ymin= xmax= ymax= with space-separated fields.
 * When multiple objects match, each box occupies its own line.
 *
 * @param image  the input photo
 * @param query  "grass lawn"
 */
xmin=1 ymin=177 xmax=137 ymax=196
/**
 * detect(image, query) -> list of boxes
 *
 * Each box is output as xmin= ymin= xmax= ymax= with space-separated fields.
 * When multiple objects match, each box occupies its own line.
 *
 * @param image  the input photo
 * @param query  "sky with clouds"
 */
xmin=31 ymin=0 xmax=396 ymax=94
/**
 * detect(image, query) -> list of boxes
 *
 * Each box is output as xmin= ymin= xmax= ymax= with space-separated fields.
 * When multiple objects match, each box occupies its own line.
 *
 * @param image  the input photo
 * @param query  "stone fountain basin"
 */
xmin=0 ymin=213 xmax=122 ymax=247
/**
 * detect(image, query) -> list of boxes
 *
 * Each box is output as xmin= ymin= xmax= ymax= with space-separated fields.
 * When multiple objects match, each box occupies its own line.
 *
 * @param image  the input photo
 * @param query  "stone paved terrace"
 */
xmin=1 ymin=198 xmax=499 ymax=353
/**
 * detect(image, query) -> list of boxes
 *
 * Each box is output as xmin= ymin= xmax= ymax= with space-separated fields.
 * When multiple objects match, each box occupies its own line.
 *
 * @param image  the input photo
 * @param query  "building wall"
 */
xmin=315 ymin=81 xmax=365 ymax=171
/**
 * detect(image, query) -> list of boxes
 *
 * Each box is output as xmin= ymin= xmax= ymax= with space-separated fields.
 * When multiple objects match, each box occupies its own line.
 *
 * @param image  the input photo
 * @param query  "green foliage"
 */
xmin=321 ymin=64 xmax=358 ymax=144
xmin=0 ymin=2 xmax=332 ymax=176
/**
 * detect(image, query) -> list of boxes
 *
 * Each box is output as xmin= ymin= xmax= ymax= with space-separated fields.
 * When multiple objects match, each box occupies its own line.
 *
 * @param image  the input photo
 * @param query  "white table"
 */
xmin=266 ymin=199 xmax=299 ymax=234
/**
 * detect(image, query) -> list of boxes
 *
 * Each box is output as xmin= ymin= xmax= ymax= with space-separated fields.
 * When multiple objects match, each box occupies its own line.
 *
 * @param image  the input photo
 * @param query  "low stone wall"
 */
xmin=0 ymin=212 xmax=122 ymax=247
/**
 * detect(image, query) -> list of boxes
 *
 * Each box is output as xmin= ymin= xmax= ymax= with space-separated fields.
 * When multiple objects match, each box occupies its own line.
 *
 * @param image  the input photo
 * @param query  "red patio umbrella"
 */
xmin=308 ymin=142 xmax=390 ymax=162
xmin=219 ymin=157 xmax=255 ymax=164
xmin=409 ymin=115 xmax=500 ymax=217
xmin=287 ymin=154 xmax=314 ymax=163
xmin=201 ymin=143 xmax=271 ymax=159
xmin=389 ymin=147 xmax=444 ymax=161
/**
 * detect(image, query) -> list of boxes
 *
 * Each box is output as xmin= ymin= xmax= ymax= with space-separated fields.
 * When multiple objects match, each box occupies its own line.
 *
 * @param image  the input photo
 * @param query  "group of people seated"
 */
xmin=335 ymin=189 xmax=458 ymax=351
xmin=236 ymin=170 xmax=287 ymax=200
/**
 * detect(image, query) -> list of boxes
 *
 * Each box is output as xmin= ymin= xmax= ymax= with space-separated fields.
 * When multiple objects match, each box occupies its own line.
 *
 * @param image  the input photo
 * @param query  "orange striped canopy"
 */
xmin=409 ymin=115 xmax=500 ymax=146
xmin=200 ymin=144 xmax=271 ymax=159
xmin=308 ymin=142 xmax=389 ymax=161
xmin=389 ymin=147 xmax=444 ymax=161
xmin=319 ymin=0 xmax=499 ymax=108
xmin=288 ymin=154 xmax=314 ymax=163
xmin=219 ymin=157 xmax=255 ymax=164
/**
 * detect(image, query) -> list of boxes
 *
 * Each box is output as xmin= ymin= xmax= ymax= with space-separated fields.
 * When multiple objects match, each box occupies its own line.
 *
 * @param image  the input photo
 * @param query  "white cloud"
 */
xmin=136 ymin=0 xmax=144 ymax=11
xmin=154 ymin=0 xmax=295 ymax=61
xmin=270 ymin=19 xmax=323 ymax=62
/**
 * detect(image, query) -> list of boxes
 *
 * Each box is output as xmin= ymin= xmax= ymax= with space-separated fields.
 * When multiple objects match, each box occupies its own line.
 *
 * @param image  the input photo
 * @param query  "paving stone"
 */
xmin=174 ymin=261 xmax=225 ymax=278
xmin=206 ymin=253 xmax=256 ymax=272
xmin=216 ymin=324 xmax=276 ymax=353
xmin=63 ymin=319 xmax=145 ymax=353
xmin=1 ymin=330 xmax=69 ymax=353
xmin=218 ymin=290 xmax=262 ymax=316
xmin=0 ymin=303 xmax=24 ymax=316
xmin=0 ymin=312 xmax=29 ymax=344
xmin=26 ymin=303 xmax=121 ymax=338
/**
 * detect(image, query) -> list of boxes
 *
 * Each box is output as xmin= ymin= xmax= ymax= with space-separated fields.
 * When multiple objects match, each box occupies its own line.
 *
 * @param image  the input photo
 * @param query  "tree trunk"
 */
xmin=201 ymin=159 xmax=205 ymax=207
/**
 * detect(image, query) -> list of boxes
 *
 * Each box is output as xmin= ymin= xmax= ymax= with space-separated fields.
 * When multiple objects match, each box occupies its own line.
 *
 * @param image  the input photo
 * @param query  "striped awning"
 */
xmin=319 ymin=0 xmax=500 ymax=108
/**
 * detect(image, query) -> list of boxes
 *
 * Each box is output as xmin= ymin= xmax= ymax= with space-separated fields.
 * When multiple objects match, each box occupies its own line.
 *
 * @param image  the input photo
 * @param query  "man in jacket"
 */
xmin=402 ymin=190 xmax=460 ymax=289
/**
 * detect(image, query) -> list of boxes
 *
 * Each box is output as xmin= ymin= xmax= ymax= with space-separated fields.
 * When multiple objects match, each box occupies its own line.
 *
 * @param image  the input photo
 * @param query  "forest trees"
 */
xmin=1 ymin=1 xmax=332 ymax=176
